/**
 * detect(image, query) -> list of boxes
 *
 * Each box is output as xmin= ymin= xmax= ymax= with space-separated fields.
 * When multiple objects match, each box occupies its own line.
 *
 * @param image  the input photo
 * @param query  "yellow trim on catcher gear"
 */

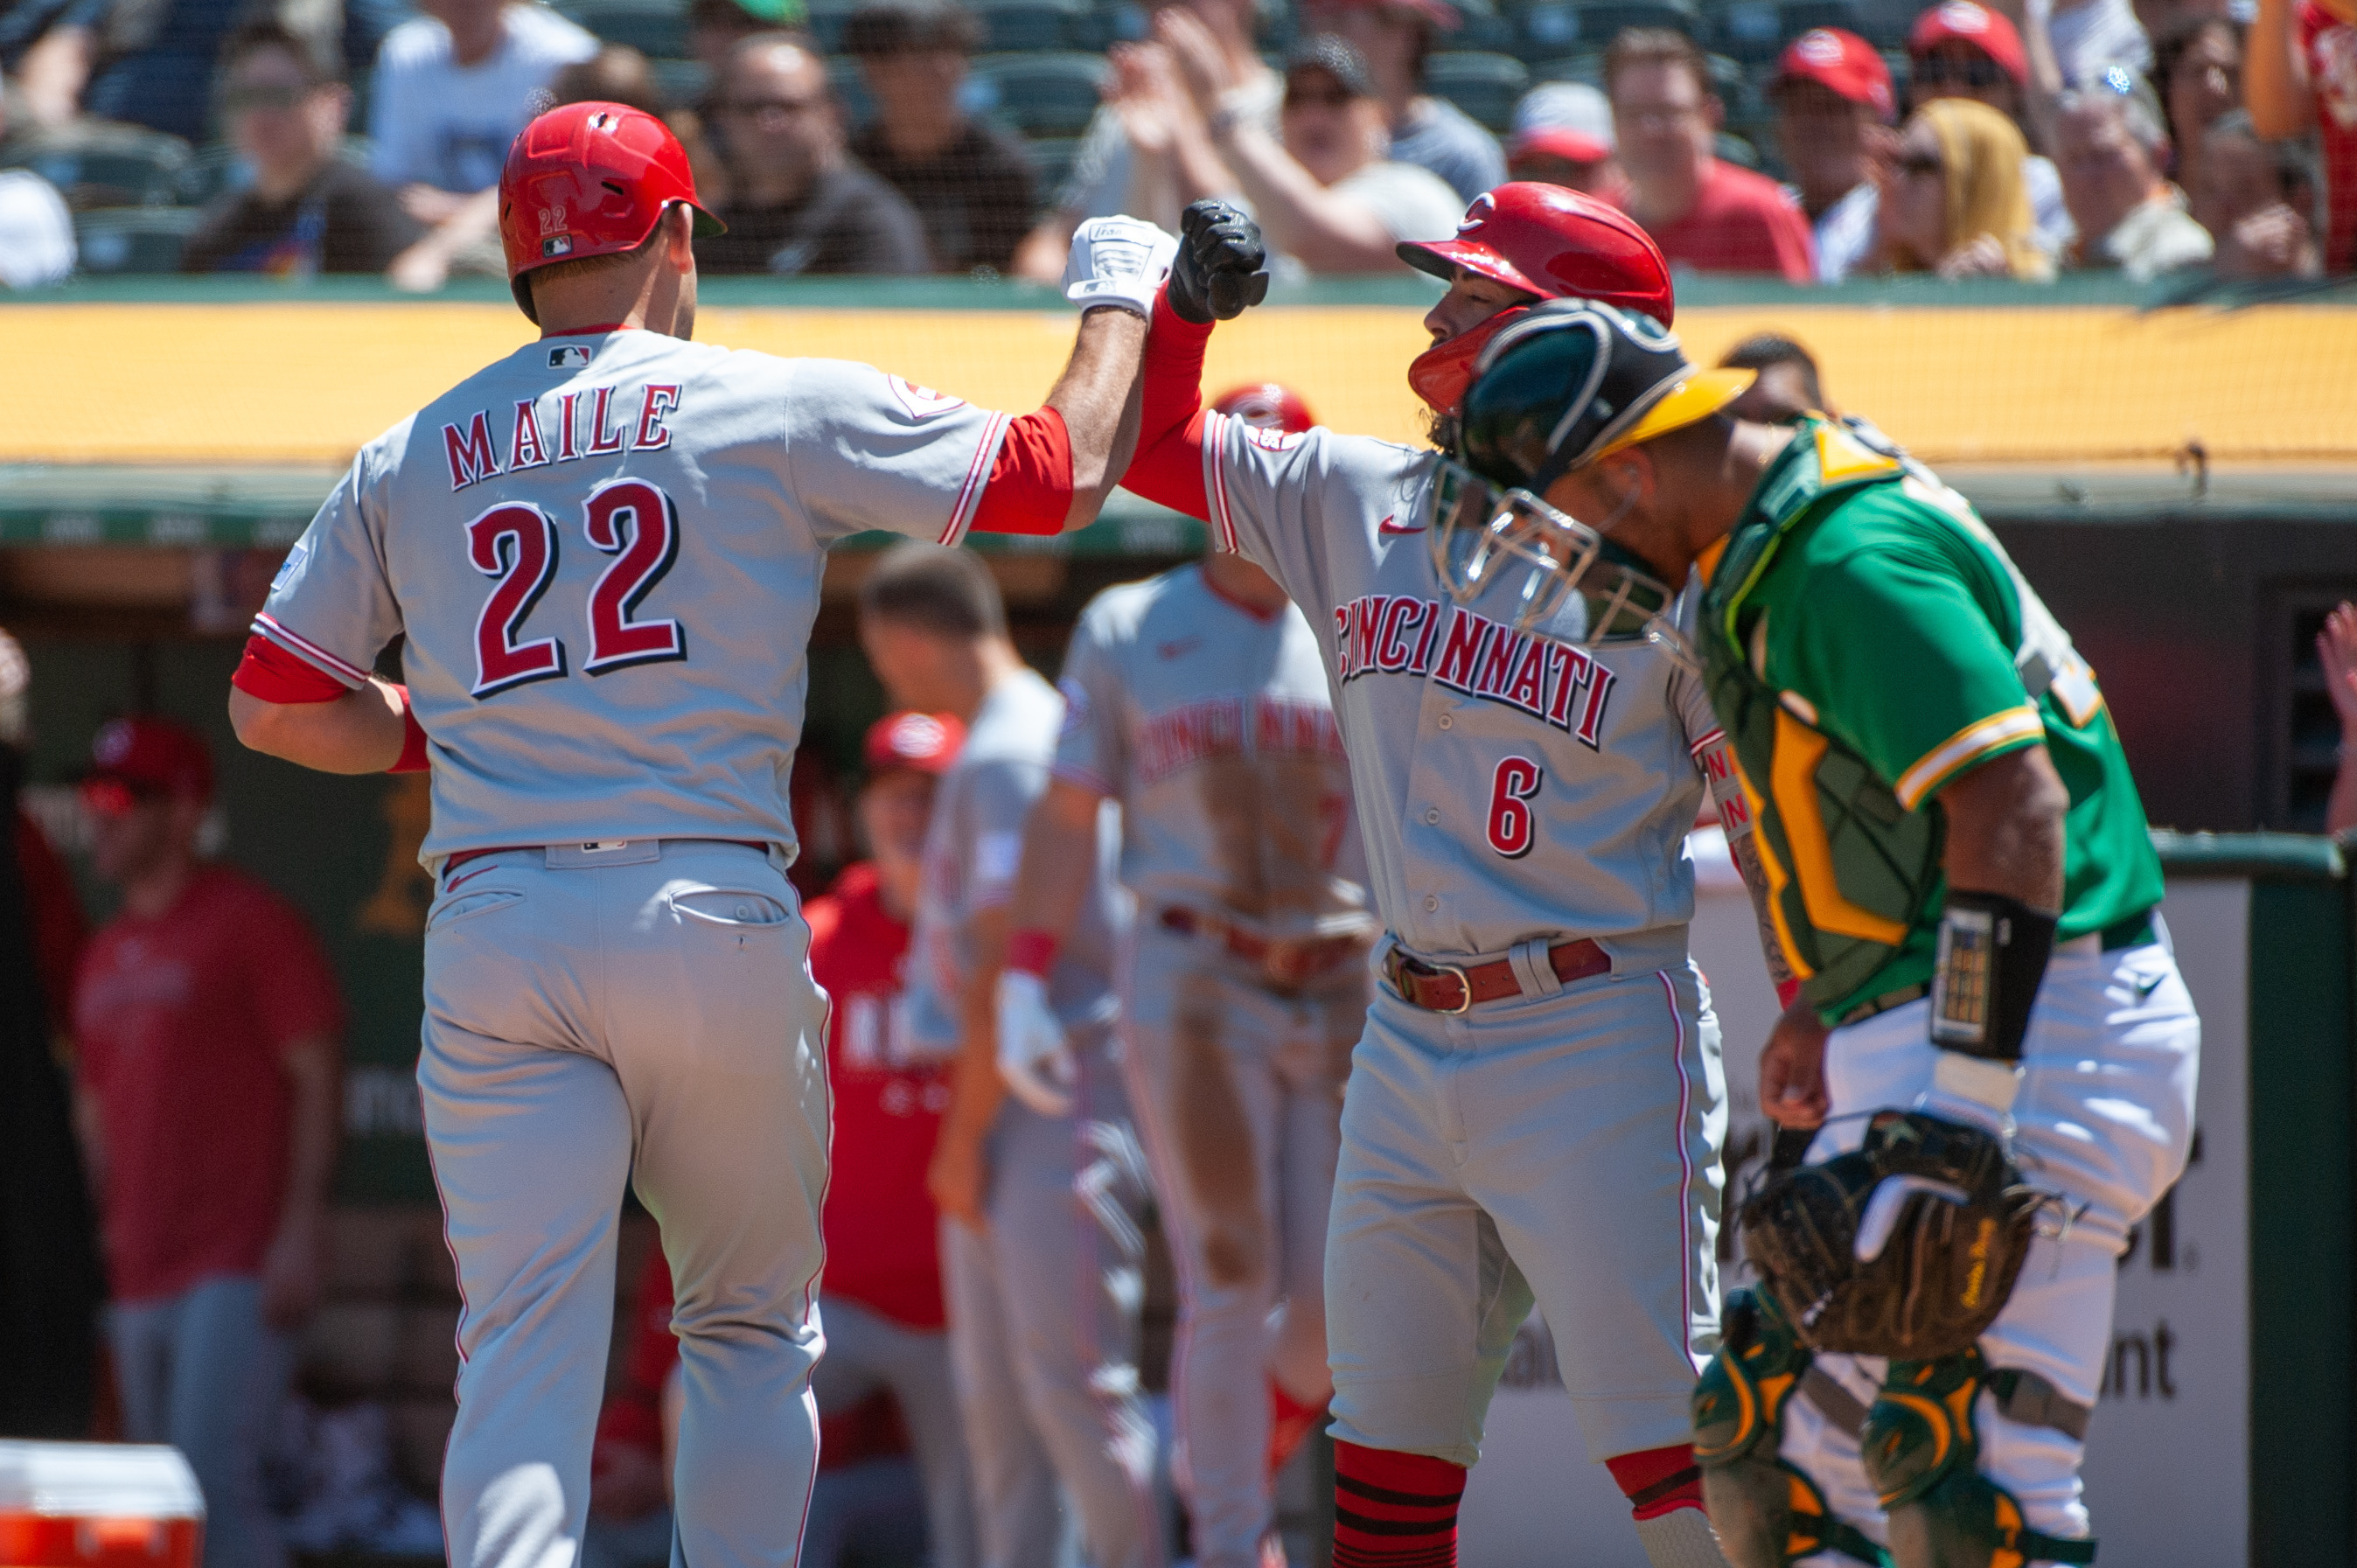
xmin=1893 ymin=705 xmax=2047 ymax=811
xmin=1813 ymin=422 xmax=1903 ymax=484
xmin=1737 ymin=755 xmax=1817 ymax=981
xmin=1769 ymin=709 xmax=1912 ymax=949
xmin=1594 ymin=368 xmax=1756 ymax=463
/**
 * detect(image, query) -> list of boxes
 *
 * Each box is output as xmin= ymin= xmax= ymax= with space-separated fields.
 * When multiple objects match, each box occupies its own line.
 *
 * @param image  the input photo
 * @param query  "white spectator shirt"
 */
xmin=1060 ymin=71 xmax=1281 ymax=221
xmin=1332 ymin=160 xmax=1465 ymax=247
xmin=0 ymin=171 xmax=74 ymax=289
xmin=1811 ymin=179 xmax=1878 ymax=282
xmin=369 ymin=3 xmax=600 ymax=192
xmin=2044 ymin=0 xmax=2152 ymax=82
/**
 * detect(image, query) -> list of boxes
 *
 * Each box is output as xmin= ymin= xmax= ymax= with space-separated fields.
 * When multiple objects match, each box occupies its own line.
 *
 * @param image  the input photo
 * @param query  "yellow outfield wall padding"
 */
xmin=6 ymin=302 xmax=2354 ymax=467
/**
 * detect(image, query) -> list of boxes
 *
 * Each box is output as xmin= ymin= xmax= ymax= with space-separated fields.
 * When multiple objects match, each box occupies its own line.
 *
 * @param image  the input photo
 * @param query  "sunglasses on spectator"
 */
xmin=1910 ymin=53 xmax=2008 ymax=88
xmin=223 ymin=82 xmax=313 ymax=112
xmin=1897 ymin=150 xmax=1944 ymax=178
xmin=1285 ymin=85 xmax=1356 ymax=108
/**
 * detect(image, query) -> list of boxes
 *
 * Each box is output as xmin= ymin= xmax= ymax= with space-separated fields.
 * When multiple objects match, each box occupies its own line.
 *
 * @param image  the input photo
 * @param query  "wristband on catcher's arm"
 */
xmin=1928 ymin=889 xmax=2057 ymax=1065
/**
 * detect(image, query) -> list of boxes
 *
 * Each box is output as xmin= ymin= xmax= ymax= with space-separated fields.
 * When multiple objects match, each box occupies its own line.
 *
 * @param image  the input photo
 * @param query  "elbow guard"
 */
xmin=1928 ymin=889 xmax=2057 ymax=1064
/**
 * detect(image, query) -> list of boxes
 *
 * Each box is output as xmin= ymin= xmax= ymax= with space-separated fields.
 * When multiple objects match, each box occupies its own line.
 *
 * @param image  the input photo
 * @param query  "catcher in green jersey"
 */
xmin=1435 ymin=300 xmax=2200 ymax=1568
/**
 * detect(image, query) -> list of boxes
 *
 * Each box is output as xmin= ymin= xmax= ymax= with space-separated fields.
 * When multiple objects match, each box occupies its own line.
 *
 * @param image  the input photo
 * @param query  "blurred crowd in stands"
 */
xmin=0 ymin=0 xmax=2348 ymax=286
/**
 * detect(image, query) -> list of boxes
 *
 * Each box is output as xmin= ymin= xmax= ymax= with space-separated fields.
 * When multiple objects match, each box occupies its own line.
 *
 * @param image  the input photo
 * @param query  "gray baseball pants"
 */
xmin=1115 ymin=918 xmax=1362 ymax=1568
xmin=811 ymin=1293 xmax=978 ymax=1568
xmin=941 ymin=1028 xmax=1161 ymax=1568
xmin=419 ymin=840 xmax=831 ymax=1568
xmin=1325 ymin=955 xmax=1727 ymax=1468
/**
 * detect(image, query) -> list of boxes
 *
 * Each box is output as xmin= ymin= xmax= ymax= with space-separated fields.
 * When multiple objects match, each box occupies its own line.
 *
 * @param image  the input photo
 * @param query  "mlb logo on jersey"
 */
xmin=548 ymin=345 xmax=593 ymax=369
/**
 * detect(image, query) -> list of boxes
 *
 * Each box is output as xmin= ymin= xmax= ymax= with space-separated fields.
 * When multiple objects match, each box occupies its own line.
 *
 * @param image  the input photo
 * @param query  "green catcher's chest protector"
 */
xmin=1696 ymin=419 xmax=2101 ymax=1018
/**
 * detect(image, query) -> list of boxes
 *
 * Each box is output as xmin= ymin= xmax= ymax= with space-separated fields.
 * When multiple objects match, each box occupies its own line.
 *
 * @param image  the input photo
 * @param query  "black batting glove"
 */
xmin=1168 ymin=199 xmax=1271 ymax=324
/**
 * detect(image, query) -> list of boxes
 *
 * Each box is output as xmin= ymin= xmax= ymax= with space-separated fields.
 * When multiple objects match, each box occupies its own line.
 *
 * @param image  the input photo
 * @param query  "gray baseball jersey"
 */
xmin=905 ymin=666 xmax=1128 ymax=1048
xmin=1197 ymin=411 xmax=1728 ymax=967
xmin=1052 ymin=563 xmax=1370 ymax=940
xmin=255 ymin=328 xmax=1009 ymax=866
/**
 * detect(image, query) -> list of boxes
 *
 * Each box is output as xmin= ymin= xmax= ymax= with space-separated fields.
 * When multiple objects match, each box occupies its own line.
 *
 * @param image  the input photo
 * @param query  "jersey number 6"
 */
xmin=1485 ymin=756 xmax=1544 ymax=859
xmin=467 ymin=478 xmax=687 ymax=698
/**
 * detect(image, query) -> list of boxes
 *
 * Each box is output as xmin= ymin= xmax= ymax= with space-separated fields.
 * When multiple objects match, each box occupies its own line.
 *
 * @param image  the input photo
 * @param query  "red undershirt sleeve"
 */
xmin=232 ymin=633 xmax=430 ymax=773
xmin=1121 ymin=283 xmax=1216 ymax=521
xmin=967 ymin=407 xmax=1074 ymax=536
xmin=233 ymin=633 xmax=352 ymax=703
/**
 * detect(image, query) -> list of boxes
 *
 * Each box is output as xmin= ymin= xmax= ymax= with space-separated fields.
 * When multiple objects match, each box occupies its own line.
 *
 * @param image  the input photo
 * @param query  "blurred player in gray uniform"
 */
xmin=856 ymin=545 xmax=1161 ymax=1568
xmin=225 ymin=100 xmax=1176 ymax=1568
xmin=1104 ymin=199 xmax=1781 ymax=1568
xmin=994 ymin=384 xmax=1375 ymax=1568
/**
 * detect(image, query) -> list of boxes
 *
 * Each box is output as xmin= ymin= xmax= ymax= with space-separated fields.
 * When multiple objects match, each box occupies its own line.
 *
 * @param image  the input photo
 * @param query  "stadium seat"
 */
xmin=1422 ymin=51 xmax=1531 ymax=132
xmin=0 ymin=124 xmax=192 ymax=212
xmin=975 ymin=0 xmax=1085 ymax=52
xmin=1028 ymin=135 xmax=1084 ymax=209
xmin=555 ymin=0 xmax=691 ymax=59
xmin=1713 ymin=129 xmax=1759 ymax=167
xmin=968 ymin=52 xmax=1110 ymax=138
xmin=827 ymin=56 xmax=877 ymax=127
xmin=1712 ymin=0 xmax=1785 ymax=60
xmin=1450 ymin=0 xmax=1524 ymax=54
xmin=73 ymin=206 xmax=205 ymax=273
xmin=1519 ymin=0 xmax=1701 ymax=52
xmin=1068 ymin=0 xmax=1150 ymax=50
xmin=1777 ymin=0 xmax=1867 ymax=41
xmin=647 ymin=56 xmax=713 ymax=108
xmin=1527 ymin=49 xmax=1605 ymax=82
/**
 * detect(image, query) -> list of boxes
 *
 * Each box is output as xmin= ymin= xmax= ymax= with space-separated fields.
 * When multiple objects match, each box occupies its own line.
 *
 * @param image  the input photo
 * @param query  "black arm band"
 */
xmin=1928 ymin=889 xmax=2059 ymax=1063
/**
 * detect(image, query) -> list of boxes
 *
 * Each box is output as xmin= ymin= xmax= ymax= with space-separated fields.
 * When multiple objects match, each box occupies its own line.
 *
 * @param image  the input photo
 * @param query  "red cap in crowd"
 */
xmin=82 ymin=715 xmax=213 ymax=812
xmin=1909 ymin=1 xmax=2029 ymax=87
xmin=1211 ymin=383 xmax=1317 ymax=434
xmin=1774 ymin=28 xmax=1896 ymax=119
xmin=862 ymin=711 xmax=963 ymax=777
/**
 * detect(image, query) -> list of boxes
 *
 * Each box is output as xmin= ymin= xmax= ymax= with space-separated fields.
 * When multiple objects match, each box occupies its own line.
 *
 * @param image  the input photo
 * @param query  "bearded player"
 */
xmin=222 ymin=101 xmax=1226 ymax=1567
xmin=1449 ymin=300 xmax=2198 ymax=1567
xmin=993 ymin=381 xmax=1376 ymax=1568
xmin=1074 ymin=190 xmax=1788 ymax=1568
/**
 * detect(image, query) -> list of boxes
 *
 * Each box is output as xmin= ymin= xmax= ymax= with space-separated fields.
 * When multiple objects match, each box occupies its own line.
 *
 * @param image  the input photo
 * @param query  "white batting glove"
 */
xmin=996 ymin=970 xmax=1077 ymax=1118
xmin=1062 ymin=216 xmax=1179 ymax=319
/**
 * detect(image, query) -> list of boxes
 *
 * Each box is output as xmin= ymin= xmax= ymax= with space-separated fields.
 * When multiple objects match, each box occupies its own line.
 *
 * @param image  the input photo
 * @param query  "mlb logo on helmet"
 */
xmin=542 ymin=235 xmax=575 ymax=257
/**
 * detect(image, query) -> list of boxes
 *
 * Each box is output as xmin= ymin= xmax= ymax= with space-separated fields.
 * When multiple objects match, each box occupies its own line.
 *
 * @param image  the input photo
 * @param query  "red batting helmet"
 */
xmin=1210 ymin=382 xmax=1316 ymax=435
xmin=498 ymin=101 xmax=724 ymax=323
xmin=1397 ymin=183 xmax=1674 ymax=416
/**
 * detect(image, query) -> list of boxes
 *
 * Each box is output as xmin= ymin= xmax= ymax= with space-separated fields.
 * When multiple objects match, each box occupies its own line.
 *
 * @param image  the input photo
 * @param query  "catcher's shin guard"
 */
xmin=1692 ymin=1292 xmax=1881 ymax=1567
xmin=1863 ymin=1350 xmax=2095 ymax=1568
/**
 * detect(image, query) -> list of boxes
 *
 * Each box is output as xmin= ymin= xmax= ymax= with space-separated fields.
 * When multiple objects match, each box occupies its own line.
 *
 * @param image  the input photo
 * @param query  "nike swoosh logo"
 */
xmin=1377 ymin=515 xmax=1425 ymax=536
xmin=2132 ymin=974 xmax=2164 ymax=1001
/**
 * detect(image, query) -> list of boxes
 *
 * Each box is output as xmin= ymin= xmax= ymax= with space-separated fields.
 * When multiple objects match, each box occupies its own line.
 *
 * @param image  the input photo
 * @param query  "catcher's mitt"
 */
xmin=1738 ymin=1109 xmax=2047 ymax=1361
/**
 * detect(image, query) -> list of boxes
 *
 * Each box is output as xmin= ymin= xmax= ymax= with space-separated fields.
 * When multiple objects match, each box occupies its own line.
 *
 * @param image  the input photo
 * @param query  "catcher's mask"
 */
xmin=1427 ymin=300 xmax=1750 ymax=648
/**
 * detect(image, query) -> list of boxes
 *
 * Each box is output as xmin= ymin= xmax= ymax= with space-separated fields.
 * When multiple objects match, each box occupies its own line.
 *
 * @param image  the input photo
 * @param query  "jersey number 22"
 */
xmin=467 ymin=478 xmax=686 ymax=696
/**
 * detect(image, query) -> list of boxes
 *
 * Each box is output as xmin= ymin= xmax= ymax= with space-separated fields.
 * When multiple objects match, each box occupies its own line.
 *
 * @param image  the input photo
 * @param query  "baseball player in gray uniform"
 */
xmin=994 ymin=463 xmax=1377 ymax=1568
xmin=225 ymin=101 xmax=1180 ymax=1568
xmin=1095 ymin=202 xmax=1776 ymax=1568
xmin=855 ymin=545 xmax=1161 ymax=1568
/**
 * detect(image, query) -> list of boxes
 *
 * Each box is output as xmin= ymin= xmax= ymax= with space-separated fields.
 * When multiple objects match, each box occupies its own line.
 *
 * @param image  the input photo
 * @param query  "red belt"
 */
xmin=1157 ymin=906 xmax=1368 ymax=986
xmin=443 ymin=839 xmax=767 ymax=875
xmin=1382 ymin=937 xmax=1610 ymax=1014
